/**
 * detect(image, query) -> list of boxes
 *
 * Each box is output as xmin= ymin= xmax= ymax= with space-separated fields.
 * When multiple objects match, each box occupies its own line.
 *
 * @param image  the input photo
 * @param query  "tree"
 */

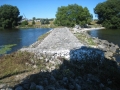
xmin=0 ymin=4 xmax=22 ymax=29
xmin=32 ymin=17 xmax=36 ymax=25
xmin=21 ymin=20 xmax=28 ymax=26
xmin=40 ymin=19 xmax=50 ymax=24
xmin=33 ymin=17 xmax=36 ymax=20
xmin=32 ymin=20 xmax=35 ymax=25
xmin=54 ymin=4 xmax=92 ymax=27
xmin=94 ymin=0 xmax=120 ymax=29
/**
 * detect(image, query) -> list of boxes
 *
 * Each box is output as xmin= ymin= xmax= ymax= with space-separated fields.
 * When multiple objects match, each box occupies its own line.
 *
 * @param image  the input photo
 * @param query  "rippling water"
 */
xmin=0 ymin=28 xmax=51 ymax=54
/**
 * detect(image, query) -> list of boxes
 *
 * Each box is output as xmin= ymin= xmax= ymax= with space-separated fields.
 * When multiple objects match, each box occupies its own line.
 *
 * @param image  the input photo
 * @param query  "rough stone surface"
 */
xmin=20 ymin=27 xmax=84 ymax=60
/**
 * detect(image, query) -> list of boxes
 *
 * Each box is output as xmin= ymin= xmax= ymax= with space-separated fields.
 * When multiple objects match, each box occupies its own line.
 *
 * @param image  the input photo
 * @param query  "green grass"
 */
xmin=38 ymin=32 xmax=50 ymax=41
xmin=74 ymin=33 xmax=96 ymax=46
xmin=0 ymin=44 xmax=17 ymax=55
xmin=0 ymin=51 xmax=34 ymax=79
xmin=0 ymin=51 xmax=48 ymax=80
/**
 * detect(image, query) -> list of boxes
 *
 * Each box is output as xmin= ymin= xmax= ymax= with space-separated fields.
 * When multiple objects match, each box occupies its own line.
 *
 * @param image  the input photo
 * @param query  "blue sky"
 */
xmin=0 ymin=0 xmax=106 ymax=19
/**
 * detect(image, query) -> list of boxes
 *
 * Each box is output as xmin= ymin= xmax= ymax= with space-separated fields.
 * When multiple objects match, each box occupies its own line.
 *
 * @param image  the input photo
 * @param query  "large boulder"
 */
xmin=75 ymin=24 xmax=81 ymax=29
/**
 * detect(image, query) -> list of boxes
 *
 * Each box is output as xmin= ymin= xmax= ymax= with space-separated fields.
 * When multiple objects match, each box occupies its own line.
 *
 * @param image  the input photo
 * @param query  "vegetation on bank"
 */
xmin=0 ymin=44 xmax=17 ymax=55
xmin=74 ymin=32 xmax=96 ymax=46
xmin=0 ymin=4 xmax=22 ymax=29
xmin=0 ymin=51 xmax=33 ymax=79
xmin=0 ymin=51 xmax=120 ymax=89
xmin=94 ymin=0 xmax=120 ymax=29
xmin=54 ymin=4 xmax=93 ymax=27
xmin=38 ymin=32 xmax=50 ymax=41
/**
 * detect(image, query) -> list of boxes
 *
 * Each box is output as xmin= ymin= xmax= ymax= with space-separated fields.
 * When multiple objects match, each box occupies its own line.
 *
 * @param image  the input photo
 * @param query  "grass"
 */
xmin=0 ymin=51 xmax=34 ymax=79
xmin=74 ymin=33 xmax=96 ymax=46
xmin=0 ymin=44 xmax=17 ymax=55
xmin=38 ymin=32 xmax=50 ymax=41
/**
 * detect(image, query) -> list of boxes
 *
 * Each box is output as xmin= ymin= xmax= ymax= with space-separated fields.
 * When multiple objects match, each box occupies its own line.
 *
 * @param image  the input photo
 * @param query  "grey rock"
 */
xmin=23 ymin=83 xmax=30 ymax=89
xmin=36 ymin=85 xmax=44 ymax=90
xmin=40 ymin=56 xmax=44 ymax=60
xmin=99 ymin=83 xmax=104 ymax=88
xmin=105 ymin=87 xmax=111 ymax=90
xmin=30 ymin=82 xmax=36 ymax=90
xmin=105 ymin=51 xmax=113 ymax=59
xmin=15 ymin=86 xmax=23 ymax=90
xmin=50 ymin=76 xmax=56 ymax=83
xmin=75 ymin=25 xmax=81 ymax=29
xmin=107 ymin=80 xmax=112 ymax=85
xmin=62 ymin=77 xmax=68 ymax=82
xmin=69 ymin=84 xmax=74 ymax=90
xmin=45 ymin=85 xmax=55 ymax=90
xmin=115 ymin=45 xmax=119 ymax=49
xmin=0 ymin=84 xmax=7 ymax=88
xmin=6 ymin=88 xmax=13 ymax=90
xmin=75 ymin=84 xmax=81 ymax=90
xmin=43 ymin=78 xmax=48 ymax=86
xmin=110 ymin=46 xmax=117 ymax=53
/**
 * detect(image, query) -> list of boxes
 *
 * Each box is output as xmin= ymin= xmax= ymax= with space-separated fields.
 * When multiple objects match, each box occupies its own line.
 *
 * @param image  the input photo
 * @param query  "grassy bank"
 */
xmin=0 ymin=51 xmax=34 ymax=79
xmin=74 ymin=32 xmax=96 ymax=46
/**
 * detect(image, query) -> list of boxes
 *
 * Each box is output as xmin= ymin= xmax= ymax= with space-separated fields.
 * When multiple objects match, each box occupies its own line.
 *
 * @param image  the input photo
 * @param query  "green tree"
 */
xmin=21 ymin=20 xmax=28 ymax=26
xmin=54 ymin=4 xmax=92 ymax=27
xmin=40 ymin=19 xmax=50 ymax=24
xmin=33 ymin=17 xmax=36 ymax=20
xmin=32 ymin=17 xmax=36 ymax=25
xmin=0 ymin=4 xmax=22 ymax=29
xmin=32 ymin=20 xmax=35 ymax=25
xmin=94 ymin=0 xmax=120 ymax=29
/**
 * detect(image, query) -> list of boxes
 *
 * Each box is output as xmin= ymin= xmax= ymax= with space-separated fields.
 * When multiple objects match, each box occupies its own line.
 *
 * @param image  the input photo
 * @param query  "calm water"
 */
xmin=88 ymin=29 xmax=120 ymax=62
xmin=0 ymin=28 xmax=51 ymax=54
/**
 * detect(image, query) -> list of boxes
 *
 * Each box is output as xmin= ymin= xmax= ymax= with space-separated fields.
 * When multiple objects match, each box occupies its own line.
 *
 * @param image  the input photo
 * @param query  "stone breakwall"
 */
xmin=20 ymin=27 xmax=105 ymax=62
xmin=20 ymin=27 xmax=120 ymax=62
xmin=72 ymin=28 xmax=120 ymax=61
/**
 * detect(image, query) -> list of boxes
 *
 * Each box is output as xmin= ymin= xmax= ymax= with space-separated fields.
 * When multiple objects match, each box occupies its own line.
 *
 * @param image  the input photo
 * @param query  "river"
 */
xmin=88 ymin=29 xmax=120 ymax=62
xmin=0 ymin=28 xmax=51 ymax=54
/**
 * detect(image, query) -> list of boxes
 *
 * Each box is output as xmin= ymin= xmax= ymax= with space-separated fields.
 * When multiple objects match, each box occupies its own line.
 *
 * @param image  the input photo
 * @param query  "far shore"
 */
xmin=78 ymin=27 xmax=105 ymax=31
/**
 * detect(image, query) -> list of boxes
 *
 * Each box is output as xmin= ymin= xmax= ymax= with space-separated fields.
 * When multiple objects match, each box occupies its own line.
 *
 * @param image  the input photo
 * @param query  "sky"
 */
xmin=0 ymin=0 xmax=106 ymax=19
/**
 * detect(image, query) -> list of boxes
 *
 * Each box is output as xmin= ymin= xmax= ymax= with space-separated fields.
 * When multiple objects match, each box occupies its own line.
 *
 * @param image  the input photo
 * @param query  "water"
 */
xmin=0 ymin=28 xmax=51 ymax=54
xmin=88 ymin=29 xmax=120 ymax=62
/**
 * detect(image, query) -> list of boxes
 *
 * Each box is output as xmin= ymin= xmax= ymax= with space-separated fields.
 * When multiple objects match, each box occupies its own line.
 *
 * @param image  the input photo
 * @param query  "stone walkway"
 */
xmin=21 ymin=27 xmax=83 ymax=54
xmin=37 ymin=27 xmax=83 ymax=50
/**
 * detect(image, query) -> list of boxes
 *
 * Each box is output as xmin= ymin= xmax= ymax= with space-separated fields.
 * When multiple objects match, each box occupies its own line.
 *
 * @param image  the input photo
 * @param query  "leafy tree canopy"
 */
xmin=0 ymin=4 xmax=22 ymax=29
xmin=40 ymin=19 xmax=50 ymax=24
xmin=21 ymin=20 xmax=28 ymax=26
xmin=94 ymin=0 xmax=120 ymax=29
xmin=54 ymin=4 xmax=92 ymax=27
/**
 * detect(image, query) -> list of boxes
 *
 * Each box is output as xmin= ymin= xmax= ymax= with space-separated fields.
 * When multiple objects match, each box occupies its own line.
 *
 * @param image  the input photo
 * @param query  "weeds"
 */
xmin=0 ymin=51 xmax=34 ymax=79
xmin=0 ymin=44 xmax=17 ymax=55
xmin=74 ymin=33 xmax=96 ymax=46
xmin=38 ymin=32 xmax=50 ymax=41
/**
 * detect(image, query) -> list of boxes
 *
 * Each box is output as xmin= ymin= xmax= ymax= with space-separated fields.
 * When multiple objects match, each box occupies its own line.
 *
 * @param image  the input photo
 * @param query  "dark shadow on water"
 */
xmin=13 ymin=47 xmax=120 ymax=90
